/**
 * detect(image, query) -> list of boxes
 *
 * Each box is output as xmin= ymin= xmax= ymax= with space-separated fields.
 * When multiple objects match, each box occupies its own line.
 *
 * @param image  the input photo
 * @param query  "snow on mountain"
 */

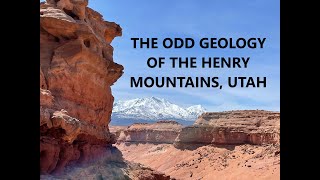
xmin=186 ymin=105 xmax=207 ymax=117
xmin=112 ymin=97 xmax=206 ymax=121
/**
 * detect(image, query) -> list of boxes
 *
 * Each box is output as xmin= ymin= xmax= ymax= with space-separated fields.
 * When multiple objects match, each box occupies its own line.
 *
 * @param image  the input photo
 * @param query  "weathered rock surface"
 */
xmin=174 ymin=110 xmax=280 ymax=147
xmin=115 ymin=110 xmax=280 ymax=180
xmin=113 ymin=111 xmax=280 ymax=146
xmin=40 ymin=0 xmax=123 ymax=174
xmin=40 ymin=146 xmax=173 ymax=180
xmin=109 ymin=125 xmax=129 ymax=140
xmin=117 ymin=121 xmax=183 ymax=144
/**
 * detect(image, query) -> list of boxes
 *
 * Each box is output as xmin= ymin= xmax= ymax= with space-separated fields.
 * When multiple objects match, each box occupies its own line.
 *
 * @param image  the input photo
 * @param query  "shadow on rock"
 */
xmin=41 ymin=146 xmax=172 ymax=180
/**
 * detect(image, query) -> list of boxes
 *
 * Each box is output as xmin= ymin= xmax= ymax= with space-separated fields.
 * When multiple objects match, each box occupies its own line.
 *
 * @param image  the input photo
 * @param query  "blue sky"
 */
xmin=87 ymin=0 xmax=280 ymax=111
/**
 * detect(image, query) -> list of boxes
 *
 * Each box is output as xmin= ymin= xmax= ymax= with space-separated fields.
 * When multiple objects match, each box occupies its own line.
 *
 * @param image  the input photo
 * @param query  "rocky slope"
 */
xmin=40 ymin=146 xmax=172 ymax=180
xmin=114 ymin=110 xmax=280 ymax=180
xmin=117 ymin=143 xmax=279 ymax=180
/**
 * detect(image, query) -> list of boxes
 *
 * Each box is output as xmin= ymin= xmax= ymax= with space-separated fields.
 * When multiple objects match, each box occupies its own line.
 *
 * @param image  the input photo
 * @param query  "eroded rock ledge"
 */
xmin=113 ymin=110 xmax=280 ymax=147
xmin=40 ymin=0 xmax=123 ymax=174
xmin=174 ymin=110 xmax=280 ymax=147
xmin=117 ymin=121 xmax=183 ymax=144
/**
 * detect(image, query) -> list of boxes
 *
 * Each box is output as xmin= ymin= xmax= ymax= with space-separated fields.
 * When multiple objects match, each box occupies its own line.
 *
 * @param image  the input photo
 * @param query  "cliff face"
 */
xmin=115 ymin=111 xmax=280 ymax=180
xmin=114 ymin=110 xmax=280 ymax=146
xmin=117 ymin=121 xmax=183 ymax=144
xmin=40 ymin=0 xmax=123 ymax=174
xmin=175 ymin=110 xmax=280 ymax=147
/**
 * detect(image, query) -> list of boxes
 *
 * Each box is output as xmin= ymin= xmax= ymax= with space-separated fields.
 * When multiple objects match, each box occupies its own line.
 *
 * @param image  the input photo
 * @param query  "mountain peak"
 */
xmin=112 ymin=97 xmax=206 ymax=121
xmin=188 ymin=104 xmax=203 ymax=108
xmin=187 ymin=104 xmax=206 ymax=110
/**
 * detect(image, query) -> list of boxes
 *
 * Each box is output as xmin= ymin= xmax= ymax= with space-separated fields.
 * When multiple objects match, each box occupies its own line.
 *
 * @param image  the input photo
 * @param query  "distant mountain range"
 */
xmin=111 ymin=97 xmax=206 ymax=126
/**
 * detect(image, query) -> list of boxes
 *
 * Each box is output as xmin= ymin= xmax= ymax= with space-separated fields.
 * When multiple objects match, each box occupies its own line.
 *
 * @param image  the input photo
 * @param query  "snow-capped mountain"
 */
xmin=186 ymin=105 xmax=207 ymax=117
xmin=112 ymin=97 xmax=206 ymax=122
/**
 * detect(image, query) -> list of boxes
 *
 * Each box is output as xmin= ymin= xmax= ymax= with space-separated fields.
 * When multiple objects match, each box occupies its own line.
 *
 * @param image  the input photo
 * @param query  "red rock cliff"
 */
xmin=114 ymin=111 xmax=280 ymax=147
xmin=174 ymin=110 xmax=280 ymax=147
xmin=117 ymin=121 xmax=183 ymax=144
xmin=40 ymin=0 xmax=123 ymax=174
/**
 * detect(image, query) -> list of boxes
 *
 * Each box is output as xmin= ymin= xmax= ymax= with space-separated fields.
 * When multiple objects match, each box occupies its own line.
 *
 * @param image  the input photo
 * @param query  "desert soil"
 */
xmin=117 ymin=143 xmax=279 ymax=180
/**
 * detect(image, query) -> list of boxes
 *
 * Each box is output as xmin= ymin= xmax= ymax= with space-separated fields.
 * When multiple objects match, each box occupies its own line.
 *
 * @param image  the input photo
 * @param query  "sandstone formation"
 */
xmin=175 ymin=110 xmax=280 ymax=147
xmin=117 ymin=121 xmax=183 ymax=144
xmin=109 ymin=125 xmax=128 ymax=140
xmin=40 ymin=0 xmax=124 ymax=174
xmin=40 ymin=146 xmax=172 ymax=180
xmin=113 ymin=110 xmax=280 ymax=146
xmin=114 ymin=110 xmax=280 ymax=180
xmin=40 ymin=147 xmax=173 ymax=180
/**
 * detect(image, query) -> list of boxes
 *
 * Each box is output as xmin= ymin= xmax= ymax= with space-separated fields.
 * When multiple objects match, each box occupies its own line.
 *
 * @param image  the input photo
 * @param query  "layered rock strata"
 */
xmin=117 ymin=121 xmax=183 ymax=144
xmin=40 ymin=0 xmax=123 ymax=174
xmin=114 ymin=111 xmax=280 ymax=180
xmin=175 ymin=110 xmax=280 ymax=147
xmin=113 ymin=110 xmax=280 ymax=147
